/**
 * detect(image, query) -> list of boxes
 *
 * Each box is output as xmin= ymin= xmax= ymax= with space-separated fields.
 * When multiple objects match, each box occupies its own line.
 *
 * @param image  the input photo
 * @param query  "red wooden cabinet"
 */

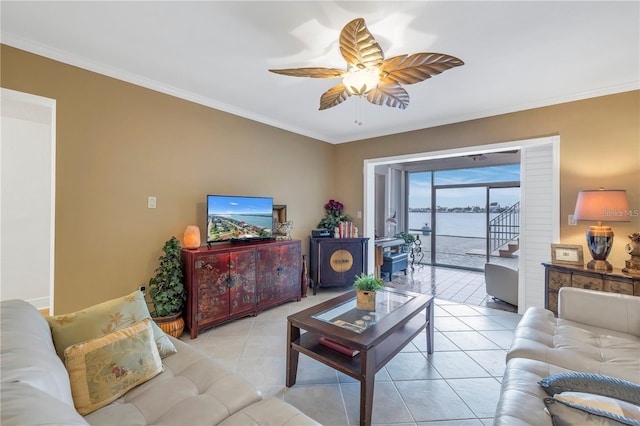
xmin=256 ymin=241 xmax=301 ymax=309
xmin=182 ymin=240 xmax=302 ymax=338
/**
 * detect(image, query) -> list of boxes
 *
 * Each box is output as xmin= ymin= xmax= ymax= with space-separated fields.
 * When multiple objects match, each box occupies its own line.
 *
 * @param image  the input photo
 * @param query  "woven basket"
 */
xmin=153 ymin=311 xmax=185 ymax=338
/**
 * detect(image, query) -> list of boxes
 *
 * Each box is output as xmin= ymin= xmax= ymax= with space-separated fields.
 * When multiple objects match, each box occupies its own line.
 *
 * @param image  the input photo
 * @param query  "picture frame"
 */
xmin=273 ymin=204 xmax=287 ymax=227
xmin=551 ymin=244 xmax=584 ymax=266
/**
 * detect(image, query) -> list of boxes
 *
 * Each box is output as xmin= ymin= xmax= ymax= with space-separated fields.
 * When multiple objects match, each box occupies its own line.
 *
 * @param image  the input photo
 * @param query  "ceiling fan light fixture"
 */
xmin=343 ymin=67 xmax=380 ymax=95
xmin=269 ymin=18 xmax=464 ymax=111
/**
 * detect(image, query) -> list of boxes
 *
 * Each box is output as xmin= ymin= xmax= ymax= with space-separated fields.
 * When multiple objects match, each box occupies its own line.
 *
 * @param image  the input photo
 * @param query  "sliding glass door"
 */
xmin=434 ymin=186 xmax=488 ymax=269
xmin=487 ymin=186 xmax=520 ymax=267
xmin=408 ymin=164 xmax=520 ymax=271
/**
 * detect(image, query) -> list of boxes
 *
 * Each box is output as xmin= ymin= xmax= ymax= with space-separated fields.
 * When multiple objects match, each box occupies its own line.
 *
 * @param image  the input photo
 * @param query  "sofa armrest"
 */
xmin=558 ymin=287 xmax=640 ymax=337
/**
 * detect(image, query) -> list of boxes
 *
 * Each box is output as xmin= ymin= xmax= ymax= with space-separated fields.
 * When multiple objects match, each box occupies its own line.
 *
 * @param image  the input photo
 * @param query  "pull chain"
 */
xmin=354 ymin=96 xmax=363 ymax=126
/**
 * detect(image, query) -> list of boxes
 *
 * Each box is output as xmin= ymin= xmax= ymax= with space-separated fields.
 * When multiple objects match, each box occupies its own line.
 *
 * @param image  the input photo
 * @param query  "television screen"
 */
xmin=206 ymin=195 xmax=274 ymax=242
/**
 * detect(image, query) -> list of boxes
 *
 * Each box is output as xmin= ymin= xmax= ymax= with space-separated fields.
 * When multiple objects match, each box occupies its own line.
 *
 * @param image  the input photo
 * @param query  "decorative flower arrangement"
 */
xmin=317 ymin=199 xmax=352 ymax=230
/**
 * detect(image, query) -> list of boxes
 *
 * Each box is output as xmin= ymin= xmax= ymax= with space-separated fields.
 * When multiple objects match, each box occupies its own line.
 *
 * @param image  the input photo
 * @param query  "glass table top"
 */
xmin=311 ymin=289 xmax=414 ymax=333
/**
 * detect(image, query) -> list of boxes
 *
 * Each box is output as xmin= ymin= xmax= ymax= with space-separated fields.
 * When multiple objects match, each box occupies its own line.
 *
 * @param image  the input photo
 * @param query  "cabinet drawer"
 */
xmin=604 ymin=279 xmax=634 ymax=295
xmin=572 ymin=274 xmax=603 ymax=291
xmin=548 ymin=271 xmax=571 ymax=290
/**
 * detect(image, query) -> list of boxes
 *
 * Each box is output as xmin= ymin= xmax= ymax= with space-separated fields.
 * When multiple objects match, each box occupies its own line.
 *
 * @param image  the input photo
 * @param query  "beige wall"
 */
xmin=1 ymin=45 xmax=335 ymax=313
xmin=2 ymin=45 xmax=638 ymax=313
xmin=334 ymin=91 xmax=640 ymax=269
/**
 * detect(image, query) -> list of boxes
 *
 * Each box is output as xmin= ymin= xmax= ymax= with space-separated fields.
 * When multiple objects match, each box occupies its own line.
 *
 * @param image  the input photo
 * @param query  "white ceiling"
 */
xmin=2 ymin=1 xmax=638 ymax=144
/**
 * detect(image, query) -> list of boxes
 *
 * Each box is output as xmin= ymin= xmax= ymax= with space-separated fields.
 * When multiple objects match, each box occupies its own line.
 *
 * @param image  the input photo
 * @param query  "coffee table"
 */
xmin=286 ymin=287 xmax=434 ymax=426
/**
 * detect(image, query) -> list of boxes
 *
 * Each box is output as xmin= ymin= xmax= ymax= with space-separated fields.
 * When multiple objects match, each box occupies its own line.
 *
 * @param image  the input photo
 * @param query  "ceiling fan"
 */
xmin=465 ymin=150 xmax=520 ymax=161
xmin=269 ymin=18 xmax=464 ymax=111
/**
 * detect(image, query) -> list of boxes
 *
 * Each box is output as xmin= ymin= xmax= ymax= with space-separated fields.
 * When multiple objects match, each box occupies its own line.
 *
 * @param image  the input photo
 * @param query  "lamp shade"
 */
xmin=573 ymin=189 xmax=630 ymax=223
xmin=183 ymin=225 xmax=201 ymax=249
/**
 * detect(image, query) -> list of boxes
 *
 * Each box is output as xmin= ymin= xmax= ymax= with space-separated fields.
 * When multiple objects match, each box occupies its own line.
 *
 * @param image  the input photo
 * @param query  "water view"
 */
xmin=408 ymin=212 xmax=499 ymax=238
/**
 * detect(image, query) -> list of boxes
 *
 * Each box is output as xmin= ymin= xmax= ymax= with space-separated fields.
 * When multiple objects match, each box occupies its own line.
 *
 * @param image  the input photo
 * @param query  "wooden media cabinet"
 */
xmin=182 ymin=239 xmax=302 ymax=338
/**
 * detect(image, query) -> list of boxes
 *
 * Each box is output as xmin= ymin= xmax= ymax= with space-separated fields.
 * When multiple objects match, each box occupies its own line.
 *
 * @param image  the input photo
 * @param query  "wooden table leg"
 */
xmin=360 ymin=350 xmax=376 ymax=426
xmin=286 ymin=321 xmax=300 ymax=387
xmin=374 ymin=246 xmax=383 ymax=279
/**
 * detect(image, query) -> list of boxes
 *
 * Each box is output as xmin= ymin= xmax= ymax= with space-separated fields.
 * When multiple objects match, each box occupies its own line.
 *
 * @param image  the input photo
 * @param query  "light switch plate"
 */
xmin=148 ymin=196 xmax=157 ymax=209
xmin=568 ymin=214 xmax=576 ymax=226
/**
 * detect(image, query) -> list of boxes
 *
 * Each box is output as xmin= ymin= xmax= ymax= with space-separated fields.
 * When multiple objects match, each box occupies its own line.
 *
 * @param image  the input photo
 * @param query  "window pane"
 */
xmin=408 ymin=172 xmax=432 ymax=232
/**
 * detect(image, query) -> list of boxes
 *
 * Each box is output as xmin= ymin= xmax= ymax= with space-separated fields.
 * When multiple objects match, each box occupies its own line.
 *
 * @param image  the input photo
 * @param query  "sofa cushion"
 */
xmin=494 ymin=357 xmax=570 ymax=426
xmin=219 ymin=397 xmax=322 ymax=426
xmin=65 ymin=319 xmax=163 ymax=415
xmin=47 ymin=290 xmax=176 ymax=360
xmin=558 ymin=287 xmax=640 ymax=338
xmin=0 ymin=382 xmax=89 ymax=426
xmin=506 ymin=307 xmax=640 ymax=383
xmin=0 ymin=300 xmax=76 ymax=408
xmin=83 ymin=337 xmax=264 ymax=425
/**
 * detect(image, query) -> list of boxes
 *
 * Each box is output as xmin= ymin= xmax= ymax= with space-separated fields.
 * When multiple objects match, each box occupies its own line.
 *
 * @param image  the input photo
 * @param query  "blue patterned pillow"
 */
xmin=539 ymin=372 xmax=640 ymax=404
xmin=539 ymin=372 xmax=640 ymax=425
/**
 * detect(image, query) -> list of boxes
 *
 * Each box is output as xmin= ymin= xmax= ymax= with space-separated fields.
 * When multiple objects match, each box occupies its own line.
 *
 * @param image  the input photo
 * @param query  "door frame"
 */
xmin=1 ymin=88 xmax=57 ymax=313
xmin=364 ymin=136 xmax=560 ymax=312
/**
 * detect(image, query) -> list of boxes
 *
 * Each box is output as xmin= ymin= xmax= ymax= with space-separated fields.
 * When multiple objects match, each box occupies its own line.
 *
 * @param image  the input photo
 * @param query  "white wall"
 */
xmin=1 ymin=88 xmax=56 ymax=311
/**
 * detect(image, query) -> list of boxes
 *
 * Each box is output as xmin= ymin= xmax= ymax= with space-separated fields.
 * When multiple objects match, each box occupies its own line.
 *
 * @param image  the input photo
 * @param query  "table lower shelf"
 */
xmin=290 ymin=311 xmax=428 ymax=381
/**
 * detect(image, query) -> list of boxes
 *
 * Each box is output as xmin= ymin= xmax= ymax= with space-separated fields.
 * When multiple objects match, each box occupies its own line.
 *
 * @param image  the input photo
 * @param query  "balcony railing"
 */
xmin=489 ymin=202 xmax=520 ymax=253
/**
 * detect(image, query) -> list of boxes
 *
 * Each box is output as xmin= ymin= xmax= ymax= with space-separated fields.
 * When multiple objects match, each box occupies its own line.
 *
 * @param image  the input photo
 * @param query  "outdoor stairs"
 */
xmin=499 ymin=239 xmax=519 ymax=258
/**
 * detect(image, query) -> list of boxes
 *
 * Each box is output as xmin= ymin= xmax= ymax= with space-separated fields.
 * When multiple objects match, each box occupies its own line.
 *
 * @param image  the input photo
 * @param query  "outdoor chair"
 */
xmin=484 ymin=263 xmax=518 ymax=306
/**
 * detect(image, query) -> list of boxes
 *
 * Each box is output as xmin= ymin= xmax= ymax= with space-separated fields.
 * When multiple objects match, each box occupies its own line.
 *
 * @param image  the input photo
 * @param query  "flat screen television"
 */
xmin=206 ymin=195 xmax=274 ymax=243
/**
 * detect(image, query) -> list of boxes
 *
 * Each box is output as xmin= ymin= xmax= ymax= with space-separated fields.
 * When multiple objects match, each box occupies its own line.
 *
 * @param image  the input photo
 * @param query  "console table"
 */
xmin=543 ymin=262 xmax=640 ymax=315
xmin=373 ymin=238 xmax=405 ymax=279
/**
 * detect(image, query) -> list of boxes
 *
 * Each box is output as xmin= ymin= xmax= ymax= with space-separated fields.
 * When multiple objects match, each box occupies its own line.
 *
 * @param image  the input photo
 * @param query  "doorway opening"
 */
xmin=407 ymin=164 xmax=520 ymax=271
xmin=363 ymin=136 xmax=560 ymax=312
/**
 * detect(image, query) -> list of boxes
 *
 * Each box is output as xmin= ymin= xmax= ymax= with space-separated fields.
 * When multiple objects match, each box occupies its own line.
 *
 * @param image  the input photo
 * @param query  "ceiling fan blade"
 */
xmin=269 ymin=67 xmax=346 ymax=78
xmin=339 ymin=18 xmax=384 ymax=69
xmin=366 ymin=83 xmax=409 ymax=110
xmin=380 ymin=53 xmax=464 ymax=85
xmin=319 ymin=84 xmax=350 ymax=110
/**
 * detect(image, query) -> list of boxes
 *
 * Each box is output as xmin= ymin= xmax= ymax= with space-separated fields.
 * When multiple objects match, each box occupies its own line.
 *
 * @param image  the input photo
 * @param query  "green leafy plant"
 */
xmin=317 ymin=199 xmax=352 ymax=230
xmin=353 ymin=273 xmax=384 ymax=291
xmin=395 ymin=231 xmax=417 ymax=252
xmin=148 ymin=236 xmax=186 ymax=317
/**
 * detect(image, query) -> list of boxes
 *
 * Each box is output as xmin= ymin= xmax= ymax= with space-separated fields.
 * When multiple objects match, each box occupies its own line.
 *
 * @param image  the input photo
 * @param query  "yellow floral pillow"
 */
xmin=47 ymin=290 xmax=176 ymax=360
xmin=65 ymin=318 xmax=162 ymax=415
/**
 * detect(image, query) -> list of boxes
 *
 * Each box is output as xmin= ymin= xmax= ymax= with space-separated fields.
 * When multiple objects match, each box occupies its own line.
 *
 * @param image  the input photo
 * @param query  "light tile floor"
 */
xmin=388 ymin=262 xmax=518 ymax=314
xmin=181 ymin=268 xmax=522 ymax=425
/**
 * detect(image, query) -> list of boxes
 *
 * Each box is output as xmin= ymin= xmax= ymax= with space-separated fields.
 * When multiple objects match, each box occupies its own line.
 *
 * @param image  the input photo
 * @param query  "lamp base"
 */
xmin=586 ymin=259 xmax=613 ymax=271
xmin=585 ymin=225 xmax=614 ymax=271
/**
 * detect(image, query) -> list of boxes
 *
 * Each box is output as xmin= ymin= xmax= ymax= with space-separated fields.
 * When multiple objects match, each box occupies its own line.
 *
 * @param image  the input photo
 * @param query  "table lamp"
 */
xmin=183 ymin=225 xmax=201 ymax=250
xmin=573 ymin=188 xmax=629 ymax=271
xmin=386 ymin=212 xmax=398 ymax=236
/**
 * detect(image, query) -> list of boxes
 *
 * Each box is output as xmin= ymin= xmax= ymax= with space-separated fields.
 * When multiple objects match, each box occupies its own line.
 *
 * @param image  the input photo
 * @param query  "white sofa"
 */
xmin=494 ymin=287 xmax=640 ymax=425
xmin=0 ymin=299 xmax=319 ymax=425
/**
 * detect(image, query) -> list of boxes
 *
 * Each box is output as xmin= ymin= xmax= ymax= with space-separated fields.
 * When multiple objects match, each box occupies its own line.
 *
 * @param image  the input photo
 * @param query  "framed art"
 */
xmin=273 ymin=204 xmax=287 ymax=226
xmin=551 ymin=244 xmax=584 ymax=266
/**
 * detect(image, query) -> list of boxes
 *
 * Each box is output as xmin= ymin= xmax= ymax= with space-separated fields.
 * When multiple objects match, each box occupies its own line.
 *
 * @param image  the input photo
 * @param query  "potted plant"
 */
xmin=317 ymin=199 xmax=352 ymax=233
xmin=395 ymin=231 xmax=416 ymax=253
xmin=147 ymin=236 xmax=186 ymax=337
xmin=353 ymin=273 xmax=384 ymax=310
